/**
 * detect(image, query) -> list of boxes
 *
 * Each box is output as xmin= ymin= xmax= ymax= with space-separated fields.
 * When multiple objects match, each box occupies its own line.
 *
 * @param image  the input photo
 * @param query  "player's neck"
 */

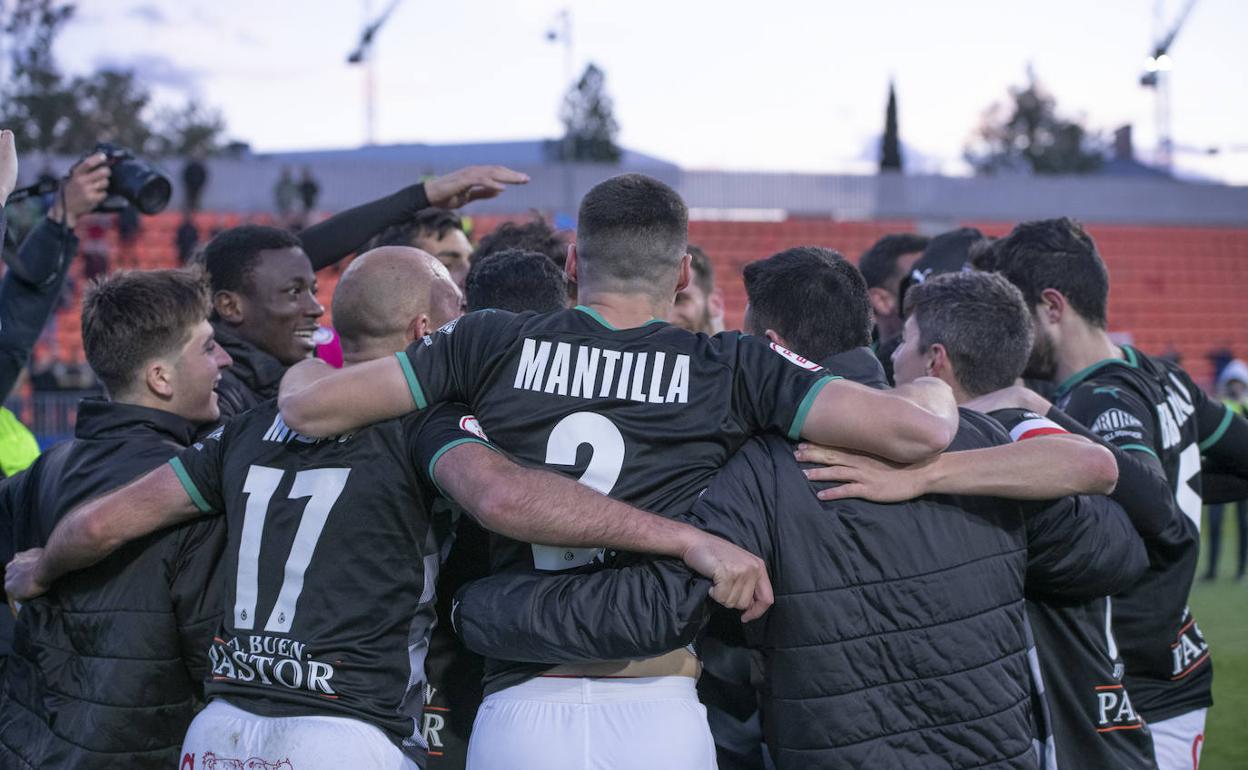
xmin=1054 ymin=323 xmax=1121 ymax=385
xmin=575 ymin=291 xmax=669 ymax=330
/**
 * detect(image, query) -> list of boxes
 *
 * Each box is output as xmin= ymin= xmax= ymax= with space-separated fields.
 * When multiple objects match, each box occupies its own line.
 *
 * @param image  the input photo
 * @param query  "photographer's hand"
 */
xmin=48 ymin=153 xmax=111 ymax=229
xmin=0 ymin=130 xmax=16 ymax=206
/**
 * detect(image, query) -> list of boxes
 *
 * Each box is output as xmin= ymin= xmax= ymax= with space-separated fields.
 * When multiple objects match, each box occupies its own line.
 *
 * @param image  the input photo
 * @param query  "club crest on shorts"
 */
xmin=768 ymin=342 xmax=823 ymax=372
xmin=459 ymin=415 xmax=488 ymax=440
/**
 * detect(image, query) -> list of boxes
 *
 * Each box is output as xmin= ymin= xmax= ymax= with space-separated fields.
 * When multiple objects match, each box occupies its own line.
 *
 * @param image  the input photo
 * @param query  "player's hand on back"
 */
xmin=680 ymin=533 xmax=773 ymax=623
xmin=5 ymin=548 xmax=49 ymax=602
xmin=797 ymin=444 xmax=936 ymax=503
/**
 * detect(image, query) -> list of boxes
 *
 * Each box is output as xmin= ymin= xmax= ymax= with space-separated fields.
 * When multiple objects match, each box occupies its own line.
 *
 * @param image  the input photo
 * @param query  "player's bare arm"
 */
xmin=799 ymin=376 xmax=959 ymax=464
xmin=434 ymin=442 xmax=774 ymax=621
xmin=798 ymin=435 xmax=1118 ymax=503
xmin=4 ymin=464 xmax=203 ymax=601
xmin=279 ymin=355 xmax=414 ymax=437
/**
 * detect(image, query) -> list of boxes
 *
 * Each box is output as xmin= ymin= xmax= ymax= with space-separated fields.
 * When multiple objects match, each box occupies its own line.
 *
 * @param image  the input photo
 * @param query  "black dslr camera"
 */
xmin=90 ymin=143 xmax=172 ymax=215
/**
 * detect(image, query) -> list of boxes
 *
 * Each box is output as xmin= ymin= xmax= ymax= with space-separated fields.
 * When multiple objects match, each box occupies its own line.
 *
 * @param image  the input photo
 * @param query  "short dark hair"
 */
xmin=968 ymin=236 xmax=1000 ymax=272
xmin=475 ymin=218 xmax=570 ymax=269
xmin=906 ymin=271 xmax=1033 ymax=396
xmin=993 ymin=218 xmax=1109 ymax=328
xmin=367 ymin=208 xmax=464 ymax=251
xmin=576 ymin=174 xmax=687 ymax=295
xmin=858 ymin=233 xmax=930 ymax=289
xmin=687 ymin=244 xmax=715 ymax=295
xmin=743 ymin=246 xmax=872 ymax=362
xmin=199 ymin=224 xmax=302 ymax=295
xmin=82 ymin=268 xmax=212 ymax=396
xmin=465 ymin=249 xmax=567 ymax=314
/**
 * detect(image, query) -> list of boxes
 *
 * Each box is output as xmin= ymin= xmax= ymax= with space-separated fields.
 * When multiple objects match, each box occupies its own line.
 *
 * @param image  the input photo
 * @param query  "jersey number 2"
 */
xmin=532 ymin=412 xmax=624 ymax=571
xmin=235 ymin=465 xmax=351 ymax=633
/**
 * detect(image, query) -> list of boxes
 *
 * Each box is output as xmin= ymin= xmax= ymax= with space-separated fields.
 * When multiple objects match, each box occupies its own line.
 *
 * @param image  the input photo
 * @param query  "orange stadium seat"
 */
xmin=38 ymin=214 xmax=1248 ymax=390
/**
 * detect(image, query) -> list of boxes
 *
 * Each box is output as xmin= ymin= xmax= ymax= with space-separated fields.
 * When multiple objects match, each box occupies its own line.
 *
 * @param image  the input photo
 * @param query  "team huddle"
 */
xmin=2 ymin=170 xmax=1244 ymax=770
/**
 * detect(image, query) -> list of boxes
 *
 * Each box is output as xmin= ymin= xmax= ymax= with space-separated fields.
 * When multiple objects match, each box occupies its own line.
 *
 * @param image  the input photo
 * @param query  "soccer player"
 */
xmin=668 ymin=244 xmax=725 ymax=334
xmin=5 ymin=246 xmax=767 ymax=769
xmin=858 ymin=232 xmax=928 ymax=381
xmin=368 ymin=208 xmax=474 ymax=289
xmin=0 ymin=268 xmax=230 ymax=769
xmin=277 ymin=175 xmax=959 ymax=769
xmin=890 ymin=271 xmax=1157 ymax=769
xmin=449 ymin=248 xmax=1128 ymax=769
xmin=982 ymin=218 xmax=1248 ymax=769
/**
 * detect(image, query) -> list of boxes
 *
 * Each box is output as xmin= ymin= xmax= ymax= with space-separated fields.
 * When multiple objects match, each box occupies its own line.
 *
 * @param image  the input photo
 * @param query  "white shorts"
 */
xmin=180 ymin=698 xmax=419 ymax=770
xmin=1149 ymin=708 xmax=1207 ymax=770
xmin=467 ymin=676 xmax=717 ymax=770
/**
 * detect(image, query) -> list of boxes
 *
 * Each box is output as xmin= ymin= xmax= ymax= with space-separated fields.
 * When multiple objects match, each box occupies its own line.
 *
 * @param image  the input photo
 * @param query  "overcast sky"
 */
xmin=47 ymin=0 xmax=1248 ymax=183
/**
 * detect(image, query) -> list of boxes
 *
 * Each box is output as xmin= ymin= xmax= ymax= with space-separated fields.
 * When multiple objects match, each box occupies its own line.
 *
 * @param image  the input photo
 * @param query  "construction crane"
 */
xmin=1139 ymin=0 xmax=1198 ymax=172
xmin=347 ymin=0 xmax=405 ymax=146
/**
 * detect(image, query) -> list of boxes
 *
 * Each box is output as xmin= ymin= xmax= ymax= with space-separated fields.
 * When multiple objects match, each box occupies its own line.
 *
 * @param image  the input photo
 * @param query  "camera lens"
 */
xmin=110 ymin=159 xmax=172 ymax=215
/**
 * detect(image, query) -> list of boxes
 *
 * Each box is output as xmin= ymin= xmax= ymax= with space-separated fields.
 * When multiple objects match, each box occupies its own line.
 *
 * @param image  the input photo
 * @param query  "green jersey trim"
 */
xmin=1054 ymin=346 xmax=1140 ymax=399
xmin=1199 ymin=404 xmax=1234 ymax=452
xmin=574 ymin=305 xmax=666 ymax=330
xmin=169 ymin=457 xmax=213 ymax=513
xmin=788 ymin=375 xmax=841 ymax=441
xmin=1119 ymin=443 xmax=1160 ymax=459
xmin=427 ymin=437 xmax=500 ymax=497
xmin=396 ymin=352 xmax=428 ymax=410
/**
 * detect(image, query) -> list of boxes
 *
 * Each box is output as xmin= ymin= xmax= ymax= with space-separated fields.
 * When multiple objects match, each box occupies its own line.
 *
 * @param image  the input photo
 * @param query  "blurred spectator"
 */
xmin=181 ymin=156 xmax=208 ymax=212
xmin=669 ymin=244 xmax=724 ymax=334
xmin=80 ymin=214 xmax=110 ymax=282
xmin=298 ymin=166 xmax=321 ymax=216
xmin=0 ymin=406 xmax=40 ymax=478
xmin=116 ymin=205 xmax=141 ymax=269
xmin=175 ymin=215 xmax=199 ymax=265
xmin=368 ymin=208 xmax=473 ymax=289
xmin=1205 ymin=359 xmax=1248 ymax=581
xmin=274 ymin=167 xmax=296 ymax=222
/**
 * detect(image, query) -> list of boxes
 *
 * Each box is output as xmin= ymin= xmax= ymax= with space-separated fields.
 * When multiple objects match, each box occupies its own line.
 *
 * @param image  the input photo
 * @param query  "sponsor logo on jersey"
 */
xmin=1091 ymin=408 xmax=1146 ymax=443
xmin=262 ymin=414 xmax=350 ymax=445
xmin=458 ymin=415 xmax=487 ymax=440
xmin=1170 ymin=610 xmax=1210 ymax=680
xmin=1094 ymin=684 xmax=1143 ymax=732
xmin=512 ymin=338 xmax=691 ymax=404
xmin=201 ymin=754 xmax=293 ymax=770
xmin=768 ymin=342 xmax=823 ymax=372
xmin=208 ymin=634 xmax=337 ymax=698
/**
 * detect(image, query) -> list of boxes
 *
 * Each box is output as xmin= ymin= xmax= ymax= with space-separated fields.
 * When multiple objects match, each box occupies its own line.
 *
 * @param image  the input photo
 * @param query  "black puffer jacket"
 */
xmin=212 ymin=322 xmax=287 ymax=421
xmin=0 ymin=400 xmax=226 ymax=769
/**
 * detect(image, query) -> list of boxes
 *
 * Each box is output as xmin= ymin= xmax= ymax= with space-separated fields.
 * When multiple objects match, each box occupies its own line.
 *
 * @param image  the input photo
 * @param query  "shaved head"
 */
xmin=332 ymin=246 xmax=463 ymax=361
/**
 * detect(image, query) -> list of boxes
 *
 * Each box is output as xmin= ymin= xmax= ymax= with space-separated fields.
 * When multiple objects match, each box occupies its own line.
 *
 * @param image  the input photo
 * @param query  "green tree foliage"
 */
xmin=880 ymin=81 xmax=902 ymax=172
xmin=0 ymin=0 xmax=231 ymax=158
xmin=966 ymin=70 xmax=1103 ymax=175
xmin=558 ymin=63 xmax=621 ymax=163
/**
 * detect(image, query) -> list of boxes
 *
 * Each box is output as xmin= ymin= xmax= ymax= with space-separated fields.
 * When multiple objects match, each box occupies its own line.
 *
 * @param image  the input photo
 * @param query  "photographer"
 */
xmin=0 ymin=134 xmax=111 ymax=403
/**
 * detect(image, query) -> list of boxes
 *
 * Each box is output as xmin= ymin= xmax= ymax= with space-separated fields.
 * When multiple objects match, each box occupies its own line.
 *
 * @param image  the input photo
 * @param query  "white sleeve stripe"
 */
xmin=1009 ymin=418 xmax=1067 ymax=443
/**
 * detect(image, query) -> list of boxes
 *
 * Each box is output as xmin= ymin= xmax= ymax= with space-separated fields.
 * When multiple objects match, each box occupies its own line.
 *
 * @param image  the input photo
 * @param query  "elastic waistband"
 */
xmin=486 ymin=675 xmax=698 ymax=705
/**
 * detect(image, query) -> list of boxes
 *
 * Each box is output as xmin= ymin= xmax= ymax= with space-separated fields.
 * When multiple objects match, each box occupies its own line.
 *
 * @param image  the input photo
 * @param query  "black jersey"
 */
xmin=170 ymin=400 xmax=491 ymax=766
xmin=992 ymin=409 xmax=1156 ymax=770
xmin=399 ymin=306 xmax=837 ymax=690
xmin=1054 ymin=345 xmax=1233 ymax=721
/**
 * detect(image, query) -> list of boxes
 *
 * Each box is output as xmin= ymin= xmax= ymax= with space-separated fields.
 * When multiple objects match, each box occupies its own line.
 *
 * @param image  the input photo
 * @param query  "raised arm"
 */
xmin=299 ymin=166 xmax=529 ymax=271
xmin=798 ymin=376 xmax=959 ymax=464
xmin=279 ymin=355 xmax=415 ymax=437
xmin=433 ymin=441 xmax=771 ymax=620
xmin=4 ymin=464 xmax=202 ymax=601
xmin=798 ymin=434 xmax=1117 ymax=503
